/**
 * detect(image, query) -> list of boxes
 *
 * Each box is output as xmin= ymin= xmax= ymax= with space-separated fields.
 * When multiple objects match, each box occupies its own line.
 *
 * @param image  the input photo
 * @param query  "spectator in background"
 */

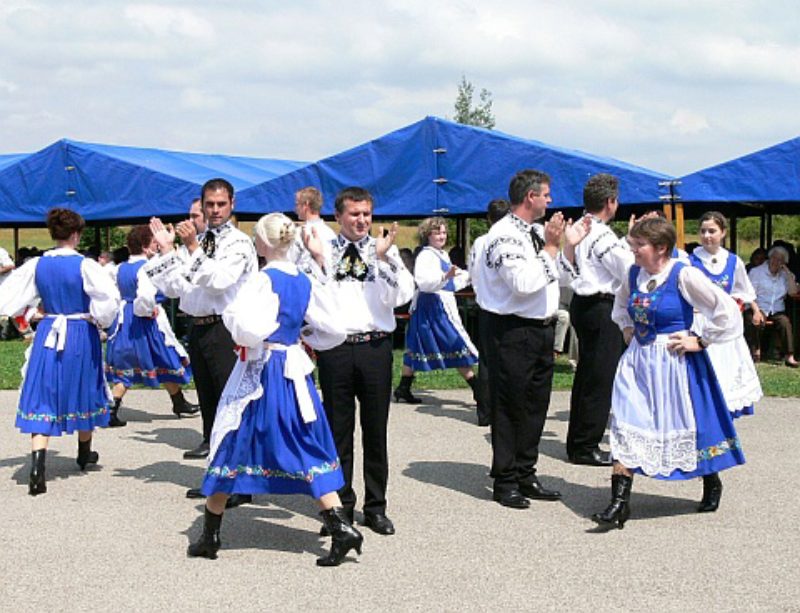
xmin=746 ymin=247 xmax=767 ymax=272
xmin=745 ymin=245 xmax=799 ymax=367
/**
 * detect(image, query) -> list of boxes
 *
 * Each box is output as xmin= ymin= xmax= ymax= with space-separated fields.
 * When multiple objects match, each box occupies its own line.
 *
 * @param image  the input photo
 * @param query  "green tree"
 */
xmin=453 ymin=75 xmax=495 ymax=129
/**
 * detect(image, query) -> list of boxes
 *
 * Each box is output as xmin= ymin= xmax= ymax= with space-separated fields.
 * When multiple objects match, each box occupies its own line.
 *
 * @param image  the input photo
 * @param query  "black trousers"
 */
xmin=486 ymin=313 xmax=555 ymax=495
xmin=188 ymin=320 xmax=237 ymax=443
xmin=317 ymin=336 xmax=393 ymax=515
xmin=567 ymin=295 xmax=623 ymax=457
xmin=475 ymin=308 xmax=492 ymax=425
xmin=744 ymin=309 xmax=794 ymax=355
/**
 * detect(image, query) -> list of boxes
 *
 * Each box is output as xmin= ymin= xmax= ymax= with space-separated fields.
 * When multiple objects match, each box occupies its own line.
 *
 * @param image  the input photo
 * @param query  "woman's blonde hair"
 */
xmin=254 ymin=213 xmax=296 ymax=253
xmin=417 ymin=216 xmax=448 ymax=246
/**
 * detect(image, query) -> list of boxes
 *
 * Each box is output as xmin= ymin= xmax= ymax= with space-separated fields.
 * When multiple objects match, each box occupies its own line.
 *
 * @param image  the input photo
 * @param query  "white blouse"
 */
xmin=611 ymin=260 xmax=742 ymax=344
xmin=0 ymin=248 xmax=120 ymax=329
xmin=414 ymin=247 xmax=470 ymax=293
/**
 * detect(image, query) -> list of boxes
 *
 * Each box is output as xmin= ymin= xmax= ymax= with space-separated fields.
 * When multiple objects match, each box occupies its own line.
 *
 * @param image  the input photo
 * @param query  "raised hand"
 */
xmin=176 ymin=220 xmax=199 ymax=252
xmin=564 ymin=215 xmax=592 ymax=248
xmin=544 ymin=212 xmax=565 ymax=246
xmin=375 ymin=222 xmax=399 ymax=261
xmin=302 ymin=225 xmax=326 ymax=268
xmin=149 ymin=217 xmax=176 ymax=253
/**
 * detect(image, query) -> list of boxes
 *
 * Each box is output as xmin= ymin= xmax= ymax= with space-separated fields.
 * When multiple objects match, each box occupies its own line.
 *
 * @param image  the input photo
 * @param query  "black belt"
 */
xmin=489 ymin=312 xmax=557 ymax=328
xmin=575 ymin=292 xmax=615 ymax=302
xmin=192 ymin=314 xmax=223 ymax=326
xmin=345 ymin=330 xmax=391 ymax=344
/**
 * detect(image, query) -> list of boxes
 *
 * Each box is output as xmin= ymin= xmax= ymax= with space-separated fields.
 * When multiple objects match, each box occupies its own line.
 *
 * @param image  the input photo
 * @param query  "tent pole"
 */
xmin=730 ymin=215 xmax=737 ymax=254
xmin=766 ymin=213 xmax=773 ymax=246
xmin=759 ymin=212 xmax=766 ymax=248
xmin=13 ymin=227 xmax=19 ymax=262
xmin=675 ymin=203 xmax=685 ymax=248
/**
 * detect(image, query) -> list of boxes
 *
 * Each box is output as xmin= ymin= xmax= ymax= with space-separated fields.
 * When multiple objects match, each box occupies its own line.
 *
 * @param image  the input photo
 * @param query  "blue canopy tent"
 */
xmin=0 ymin=139 xmax=305 ymax=227
xmin=237 ymin=116 xmax=670 ymax=218
xmin=676 ymin=135 xmax=800 ymax=248
xmin=678 ymin=135 xmax=800 ymax=214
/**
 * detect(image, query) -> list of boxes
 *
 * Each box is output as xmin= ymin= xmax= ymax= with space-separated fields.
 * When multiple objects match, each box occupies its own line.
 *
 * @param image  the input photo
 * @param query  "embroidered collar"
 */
xmin=508 ymin=213 xmax=534 ymax=235
xmin=205 ymin=221 xmax=233 ymax=239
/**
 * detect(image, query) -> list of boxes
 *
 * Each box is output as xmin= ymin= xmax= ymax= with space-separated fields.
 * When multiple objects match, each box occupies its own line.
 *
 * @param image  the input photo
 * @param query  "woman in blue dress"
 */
xmin=689 ymin=211 xmax=762 ymax=418
xmin=0 ymin=208 xmax=120 ymax=495
xmin=593 ymin=217 xmax=745 ymax=529
xmin=177 ymin=213 xmax=362 ymax=566
xmin=105 ymin=225 xmax=198 ymax=426
xmin=394 ymin=217 xmax=478 ymax=403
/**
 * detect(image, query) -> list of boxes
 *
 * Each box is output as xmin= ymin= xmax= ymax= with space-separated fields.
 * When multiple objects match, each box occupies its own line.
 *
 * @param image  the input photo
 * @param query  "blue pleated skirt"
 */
xmin=106 ymin=304 xmax=191 ymax=387
xmin=201 ymin=350 xmax=344 ymax=498
xmin=17 ymin=319 xmax=110 ymax=436
xmin=404 ymin=292 xmax=478 ymax=371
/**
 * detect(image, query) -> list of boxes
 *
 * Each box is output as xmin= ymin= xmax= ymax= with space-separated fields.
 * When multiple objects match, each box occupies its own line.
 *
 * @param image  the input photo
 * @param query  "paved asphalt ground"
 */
xmin=1 ymin=388 xmax=798 ymax=612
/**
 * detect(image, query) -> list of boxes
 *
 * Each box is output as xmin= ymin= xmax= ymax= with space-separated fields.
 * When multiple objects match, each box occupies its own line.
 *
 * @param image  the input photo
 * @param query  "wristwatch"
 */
xmin=697 ymin=336 xmax=710 ymax=349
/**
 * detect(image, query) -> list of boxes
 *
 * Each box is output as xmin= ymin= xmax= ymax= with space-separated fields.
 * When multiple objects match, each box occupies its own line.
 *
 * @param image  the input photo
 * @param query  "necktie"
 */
xmin=530 ymin=227 xmax=544 ymax=253
xmin=335 ymin=242 xmax=368 ymax=281
xmin=201 ymin=231 xmax=216 ymax=259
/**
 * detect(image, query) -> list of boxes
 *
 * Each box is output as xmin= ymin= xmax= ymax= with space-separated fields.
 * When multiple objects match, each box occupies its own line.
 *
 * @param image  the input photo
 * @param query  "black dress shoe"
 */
xmin=225 ymin=494 xmax=252 ymax=509
xmin=569 ymin=449 xmax=612 ymax=467
xmin=183 ymin=442 xmax=210 ymax=460
xmin=363 ymin=512 xmax=396 ymax=535
xmin=493 ymin=490 xmax=531 ymax=509
xmin=186 ymin=487 xmax=204 ymax=499
xmin=518 ymin=478 xmax=562 ymax=501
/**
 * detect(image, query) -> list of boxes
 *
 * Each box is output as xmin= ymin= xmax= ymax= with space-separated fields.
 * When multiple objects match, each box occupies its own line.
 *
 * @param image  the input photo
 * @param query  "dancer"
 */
xmin=105 ymin=225 xmax=199 ymax=427
xmin=395 ymin=217 xmax=478 ymax=404
xmin=184 ymin=213 xmax=362 ymax=566
xmin=0 ymin=208 xmax=119 ymax=495
xmin=689 ymin=211 xmax=762 ymax=416
xmin=593 ymin=217 xmax=746 ymax=529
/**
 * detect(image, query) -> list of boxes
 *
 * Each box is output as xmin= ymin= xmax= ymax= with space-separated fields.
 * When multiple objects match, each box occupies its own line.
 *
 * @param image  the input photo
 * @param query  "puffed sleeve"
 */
xmin=490 ymin=236 xmax=559 ymax=296
xmin=678 ymin=266 xmax=742 ymax=343
xmin=82 ymin=258 xmax=121 ymax=328
xmin=144 ymin=251 xmax=194 ymax=299
xmin=300 ymin=279 xmax=347 ymax=351
xmin=221 ymin=271 xmax=280 ymax=349
xmin=611 ymin=269 xmax=634 ymax=331
xmin=0 ymin=258 xmax=39 ymax=317
xmin=414 ymin=249 xmax=450 ymax=293
xmin=595 ymin=231 xmax=634 ymax=284
xmin=376 ymin=245 xmax=415 ymax=307
xmin=133 ymin=266 xmax=159 ymax=317
xmin=189 ymin=235 xmax=255 ymax=294
xmin=730 ymin=256 xmax=756 ymax=303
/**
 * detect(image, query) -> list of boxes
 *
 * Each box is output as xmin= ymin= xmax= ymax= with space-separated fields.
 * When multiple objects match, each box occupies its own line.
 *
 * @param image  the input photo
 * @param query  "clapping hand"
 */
xmin=149 ymin=217 xmax=176 ymax=254
xmin=302 ymin=226 xmax=326 ymax=268
xmin=375 ymin=222 xmax=399 ymax=261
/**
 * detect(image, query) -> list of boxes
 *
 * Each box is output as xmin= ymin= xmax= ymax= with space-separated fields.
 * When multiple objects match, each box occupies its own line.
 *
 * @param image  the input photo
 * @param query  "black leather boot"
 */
xmin=466 ymin=376 xmax=479 ymax=402
xmin=29 ymin=449 xmax=47 ymax=496
xmin=393 ymin=375 xmax=421 ymax=404
xmin=317 ymin=507 xmax=363 ymax=567
xmin=108 ymin=397 xmax=127 ymax=428
xmin=187 ymin=507 xmax=223 ymax=560
xmin=319 ymin=506 xmax=353 ymax=536
xmin=592 ymin=474 xmax=633 ymax=529
xmin=170 ymin=389 xmax=200 ymax=418
xmin=698 ymin=473 xmax=723 ymax=513
xmin=76 ymin=438 xmax=99 ymax=470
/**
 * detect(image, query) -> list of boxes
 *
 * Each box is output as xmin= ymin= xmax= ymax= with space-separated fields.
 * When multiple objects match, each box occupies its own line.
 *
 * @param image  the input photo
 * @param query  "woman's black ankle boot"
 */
xmin=393 ymin=375 xmax=421 ymax=404
xmin=108 ymin=397 xmax=127 ymax=428
xmin=76 ymin=439 xmax=99 ymax=470
xmin=188 ymin=507 xmax=223 ymax=560
xmin=698 ymin=473 xmax=723 ymax=513
xmin=171 ymin=389 xmax=200 ymax=417
xmin=317 ymin=507 xmax=363 ymax=567
xmin=29 ymin=449 xmax=47 ymax=496
xmin=592 ymin=474 xmax=633 ymax=529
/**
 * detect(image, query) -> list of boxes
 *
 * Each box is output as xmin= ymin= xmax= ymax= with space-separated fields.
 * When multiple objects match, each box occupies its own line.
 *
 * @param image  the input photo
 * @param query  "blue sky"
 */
xmin=1 ymin=0 xmax=798 ymax=176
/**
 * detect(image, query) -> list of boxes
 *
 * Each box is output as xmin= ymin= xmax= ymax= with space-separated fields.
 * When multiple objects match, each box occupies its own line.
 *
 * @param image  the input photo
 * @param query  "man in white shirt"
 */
xmin=147 ymin=179 xmax=257 ymax=481
xmin=745 ymin=245 xmax=799 ymax=367
xmin=567 ymin=173 xmax=633 ymax=466
xmin=306 ymin=187 xmax=414 ymax=535
xmin=468 ymin=199 xmax=510 ymax=426
xmin=288 ymin=186 xmax=337 ymax=273
xmin=480 ymin=169 xmax=587 ymax=509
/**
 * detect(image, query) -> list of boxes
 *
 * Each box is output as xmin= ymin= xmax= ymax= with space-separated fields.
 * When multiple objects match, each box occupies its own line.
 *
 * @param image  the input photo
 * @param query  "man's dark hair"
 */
xmin=508 ymin=170 xmax=550 ymax=206
xmin=583 ymin=173 xmax=619 ymax=214
xmin=201 ymin=178 xmax=235 ymax=201
xmin=487 ymin=199 xmax=510 ymax=226
xmin=334 ymin=187 xmax=374 ymax=214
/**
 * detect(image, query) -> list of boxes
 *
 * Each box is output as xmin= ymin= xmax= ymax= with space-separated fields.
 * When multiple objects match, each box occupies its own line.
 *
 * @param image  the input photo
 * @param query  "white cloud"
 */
xmin=669 ymin=109 xmax=710 ymax=136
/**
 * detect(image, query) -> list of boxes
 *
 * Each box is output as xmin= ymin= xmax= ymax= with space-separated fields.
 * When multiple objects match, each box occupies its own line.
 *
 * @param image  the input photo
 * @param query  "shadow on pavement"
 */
xmin=126 ymin=427 xmax=201 ymax=452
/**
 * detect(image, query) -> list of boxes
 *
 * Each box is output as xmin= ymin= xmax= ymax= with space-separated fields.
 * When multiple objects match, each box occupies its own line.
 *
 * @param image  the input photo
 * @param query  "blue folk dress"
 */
xmin=403 ymin=246 xmax=478 ymax=371
xmin=610 ymin=261 xmax=746 ymax=479
xmin=105 ymin=257 xmax=191 ymax=387
xmin=202 ymin=263 xmax=345 ymax=499
xmin=689 ymin=249 xmax=762 ymax=417
xmin=8 ymin=252 xmax=119 ymax=436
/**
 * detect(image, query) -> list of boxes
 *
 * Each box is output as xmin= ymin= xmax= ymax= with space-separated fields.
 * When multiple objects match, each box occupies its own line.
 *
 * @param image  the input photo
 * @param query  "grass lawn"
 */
xmin=1 ymin=339 xmax=797 ymax=397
